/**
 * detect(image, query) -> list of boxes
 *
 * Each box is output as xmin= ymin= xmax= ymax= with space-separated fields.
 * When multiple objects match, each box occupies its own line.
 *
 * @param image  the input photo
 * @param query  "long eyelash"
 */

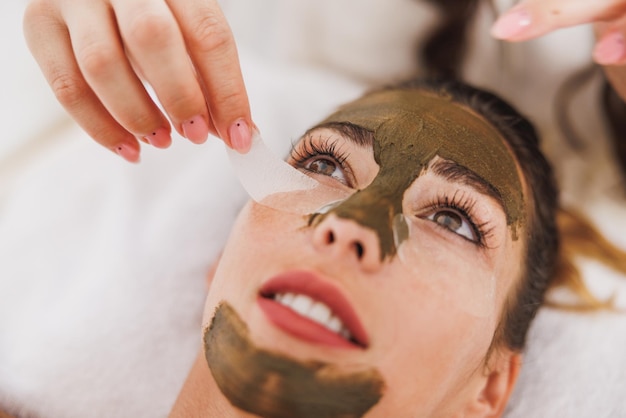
xmin=424 ymin=191 xmax=495 ymax=248
xmin=289 ymin=135 xmax=353 ymax=186
xmin=289 ymin=135 xmax=349 ymax=167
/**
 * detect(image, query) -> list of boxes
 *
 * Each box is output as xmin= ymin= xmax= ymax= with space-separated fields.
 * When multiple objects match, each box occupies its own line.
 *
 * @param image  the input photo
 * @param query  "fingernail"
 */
xmin=491 ymin=7 xmax=532 ymax=39
xmin=594 ymin=32 xmax=626 ymax=65
xmin=114 ymin=143 xmax=141 ymax=163
xmin=228 ymin=119 xmax=252 ymax=153
xmin=182 ymin=115 xmax=209 ymax=144
xmin=144 ymin=127 xmax=171 ymax=149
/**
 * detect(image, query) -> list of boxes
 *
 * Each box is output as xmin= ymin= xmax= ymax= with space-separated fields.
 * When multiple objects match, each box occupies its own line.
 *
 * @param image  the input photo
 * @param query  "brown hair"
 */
xmin=420 ymin=0 xmax=480 ymax=80
xmin=549 ymin=208 xmax=626 ymax=311
xmin=602 ymin=82 xmax=626 ymax=183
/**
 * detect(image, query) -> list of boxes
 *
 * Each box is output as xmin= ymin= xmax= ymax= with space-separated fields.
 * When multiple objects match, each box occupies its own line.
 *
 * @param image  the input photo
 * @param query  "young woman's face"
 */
xmin=202 ymin=93 xmax=527 ymax=417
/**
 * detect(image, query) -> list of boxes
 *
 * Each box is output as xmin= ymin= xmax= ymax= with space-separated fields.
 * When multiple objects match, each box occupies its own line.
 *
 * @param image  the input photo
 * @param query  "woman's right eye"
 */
xmin=289 ymin=135 xmax=355 ymax=187
xmin=426 ymin=209 xmax=476 ymax=242
xmin=303 ymin=157 xmax=348 ymax=185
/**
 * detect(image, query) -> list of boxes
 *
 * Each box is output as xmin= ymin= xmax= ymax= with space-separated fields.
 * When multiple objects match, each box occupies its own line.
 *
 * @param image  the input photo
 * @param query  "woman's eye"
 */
xmin=426 ymin=210 xmax=476 ymax=241
xmin=305 ymin=157 xmax=347 ymax=184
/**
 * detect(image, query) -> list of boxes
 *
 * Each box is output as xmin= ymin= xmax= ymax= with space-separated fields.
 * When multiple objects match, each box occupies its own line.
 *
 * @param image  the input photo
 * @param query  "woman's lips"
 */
xmin=258 ymin=270 xmax=369 ymax=349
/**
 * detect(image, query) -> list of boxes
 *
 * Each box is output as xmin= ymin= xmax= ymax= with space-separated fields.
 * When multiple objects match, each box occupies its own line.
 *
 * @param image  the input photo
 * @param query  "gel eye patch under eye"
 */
xmin=226 ymin=132 xmax=352 ymax=214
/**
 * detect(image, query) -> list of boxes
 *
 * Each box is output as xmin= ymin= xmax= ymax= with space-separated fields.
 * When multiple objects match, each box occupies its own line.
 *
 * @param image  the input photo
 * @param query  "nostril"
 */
xmin=327 ymin=230 xmax=335 ymax=244
xmin=353 ymin=242 xmax=364 ymax=259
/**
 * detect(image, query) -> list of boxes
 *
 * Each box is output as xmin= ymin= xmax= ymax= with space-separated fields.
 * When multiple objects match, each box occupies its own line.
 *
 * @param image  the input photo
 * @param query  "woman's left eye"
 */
xmin=426 ymin=210 xmax=476 ymax=241
xmin=305 ymin=157 xmax=348 ymax=184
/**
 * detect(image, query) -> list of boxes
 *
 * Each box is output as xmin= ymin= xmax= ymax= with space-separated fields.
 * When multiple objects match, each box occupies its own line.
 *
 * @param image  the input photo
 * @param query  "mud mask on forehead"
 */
xmin=228 ymin=89 xmax=525 ymax=317
xmin=313 ymin=89 xmax=525 ymax=247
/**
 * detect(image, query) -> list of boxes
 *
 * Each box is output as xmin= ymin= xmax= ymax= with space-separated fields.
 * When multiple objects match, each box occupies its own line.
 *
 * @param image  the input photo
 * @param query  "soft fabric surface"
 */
xmin=1 ymin=1 xmax=625 ymax=417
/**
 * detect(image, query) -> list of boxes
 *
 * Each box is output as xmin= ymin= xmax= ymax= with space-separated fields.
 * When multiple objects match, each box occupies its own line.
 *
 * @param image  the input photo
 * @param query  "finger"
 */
xmin=24 ymin=0 xmax=141 ymax=162
xmin=593 ymin=18 xmax=626 ymax=65
xmin=166 ymin=0 xmax=253 ymax=153
xmin=491 ymin=0 xmax=626 ymax=42
xmin=61 ymin=0 xmax=172 ymax=149
xmin=112 ymin=0 xmax=211 ymax=144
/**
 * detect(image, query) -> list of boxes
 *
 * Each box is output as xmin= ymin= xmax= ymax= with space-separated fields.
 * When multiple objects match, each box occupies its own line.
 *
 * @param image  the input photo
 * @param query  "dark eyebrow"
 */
xmin=304 ymin=122 xmax=375 ymax=148
xmin=430 ymin=159 xmax=505 ymax=209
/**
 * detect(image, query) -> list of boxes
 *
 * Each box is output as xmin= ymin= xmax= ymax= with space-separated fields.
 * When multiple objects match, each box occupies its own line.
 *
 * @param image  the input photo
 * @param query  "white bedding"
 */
xmin=1 ymin=1 xmax=626 ymax=417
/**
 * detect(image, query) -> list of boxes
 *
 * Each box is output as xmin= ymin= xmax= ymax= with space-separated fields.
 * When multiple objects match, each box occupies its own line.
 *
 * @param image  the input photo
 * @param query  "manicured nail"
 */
xmin=182 ymin=115 xmax=209 ymax=144
xmin=144 ymin=127 xmax=171 ymax=149
xmin=228 ymin=119 xmax=252 ymax=153
xmin=594 ymin=32 xmax=626 ymax=65
xmin=491 ymin=7 xmax=532 ymax=39
xmin=114 ymin=143 xmax=140 ymax=163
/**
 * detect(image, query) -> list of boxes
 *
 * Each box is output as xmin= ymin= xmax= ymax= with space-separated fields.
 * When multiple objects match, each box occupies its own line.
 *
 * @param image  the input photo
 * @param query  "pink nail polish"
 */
xmin=229 ymin=119 xmax=252 ymax=153
xmin=115 ymin=143 xmax=141 ymax=163
xmin=491 ymin=8 xmax=532 ymax=39
xmin=594 ymin=32 xmax=626 ymax=65
xmin=144 ymin=127 xmax=171 ymax=149
xmin=182 ymin=115 xmax=209 ymax=144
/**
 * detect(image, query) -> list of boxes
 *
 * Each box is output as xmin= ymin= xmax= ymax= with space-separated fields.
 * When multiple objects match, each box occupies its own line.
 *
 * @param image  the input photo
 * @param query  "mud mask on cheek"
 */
xmin=204 ymin=302 xmax=385 ymax=418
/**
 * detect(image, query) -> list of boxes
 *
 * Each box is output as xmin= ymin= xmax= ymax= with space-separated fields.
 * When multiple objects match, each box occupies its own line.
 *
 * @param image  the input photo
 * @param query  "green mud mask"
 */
xmin=310 ymin=89 xmax=525 ymax=259
xmin=204 ymin=302 xmax=385 ymax=418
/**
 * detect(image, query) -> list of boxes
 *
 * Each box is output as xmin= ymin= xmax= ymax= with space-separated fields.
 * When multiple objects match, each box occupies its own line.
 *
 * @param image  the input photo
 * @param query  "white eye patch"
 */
xmin=226 ymin=132 xmax=351 ymax=214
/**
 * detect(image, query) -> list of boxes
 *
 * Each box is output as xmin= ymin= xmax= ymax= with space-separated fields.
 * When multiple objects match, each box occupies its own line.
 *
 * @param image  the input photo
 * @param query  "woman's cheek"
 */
xmin=370 ymin=288 xmax=492 ymax=415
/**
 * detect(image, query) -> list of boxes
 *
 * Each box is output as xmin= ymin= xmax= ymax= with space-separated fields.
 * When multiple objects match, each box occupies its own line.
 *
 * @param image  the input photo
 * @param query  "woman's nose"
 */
xmin=312 ymin=214 xmax=382 ymax=272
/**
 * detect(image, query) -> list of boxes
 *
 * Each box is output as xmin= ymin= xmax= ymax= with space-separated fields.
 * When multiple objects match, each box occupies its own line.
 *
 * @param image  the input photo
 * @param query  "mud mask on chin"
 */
xmin=204 ymin=302 xmax=385 ymax=418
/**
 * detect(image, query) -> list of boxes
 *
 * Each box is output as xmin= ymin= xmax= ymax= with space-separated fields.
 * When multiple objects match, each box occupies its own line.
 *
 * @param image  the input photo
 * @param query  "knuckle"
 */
xmin=215 ymin=86 xmax=248 ymax=116
xmin=49 ymin=71 xmax=85 ymax=108
xmin=160 ymin=86 xmax=202 ymax=117
xmin=187 ymin=11 xmax=233 ymax=53
xmin=127 ymin=12 xmax=176 ymax=49
xmin=124 ymin=110 xmax=159 ymax=134
xmin=23 ymin=1 xmax=43 ymax=28
xmin=599 ymin=0 xmax=626 ymax=20
xmin=77 ymin=42 xmax=119 ymax=79
xmin=24 ymin=0 xmax=56 ymax=39
xmin=24 ymin=0 xmax=50 ymax=25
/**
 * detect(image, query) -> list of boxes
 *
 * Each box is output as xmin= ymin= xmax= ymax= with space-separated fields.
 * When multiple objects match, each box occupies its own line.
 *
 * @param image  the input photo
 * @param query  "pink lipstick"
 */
xmin=258 ymin=270 xmax=369 ymax=349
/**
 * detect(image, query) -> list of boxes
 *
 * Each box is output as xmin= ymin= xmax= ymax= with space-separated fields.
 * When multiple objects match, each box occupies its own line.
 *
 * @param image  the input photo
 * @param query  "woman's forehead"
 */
xmin=319 ymin=89 xmax=526 ymax=233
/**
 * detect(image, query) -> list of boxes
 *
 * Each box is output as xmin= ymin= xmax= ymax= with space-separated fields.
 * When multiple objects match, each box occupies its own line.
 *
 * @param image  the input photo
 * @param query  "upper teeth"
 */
xmin=273 ymin=293 xmax=353 ymax=341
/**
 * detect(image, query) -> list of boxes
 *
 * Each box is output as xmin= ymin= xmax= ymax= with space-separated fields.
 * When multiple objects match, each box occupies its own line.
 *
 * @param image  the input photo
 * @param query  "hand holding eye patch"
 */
xmin=23 ymin=0 xmax=253 ymax=163
xmin=491 ymin=0 xmax=626 ymax=101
